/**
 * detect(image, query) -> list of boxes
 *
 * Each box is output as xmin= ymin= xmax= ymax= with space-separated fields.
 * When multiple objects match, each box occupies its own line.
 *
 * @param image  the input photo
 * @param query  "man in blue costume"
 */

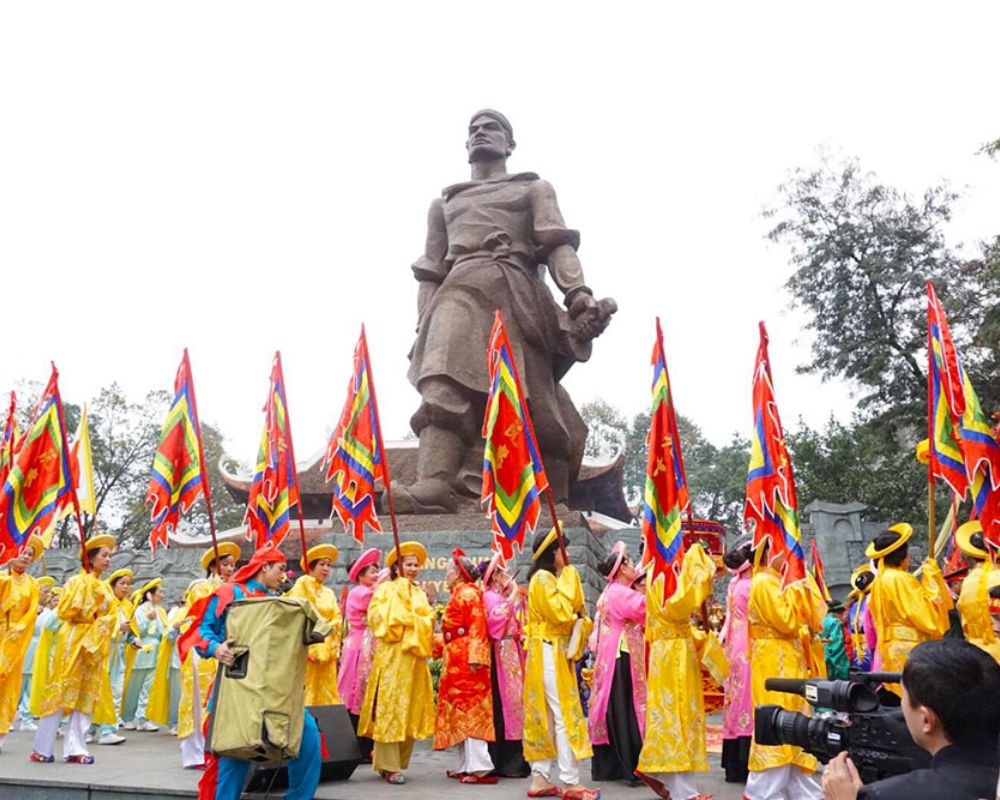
xmin=180 ymin=545 xmax=321 ymax=800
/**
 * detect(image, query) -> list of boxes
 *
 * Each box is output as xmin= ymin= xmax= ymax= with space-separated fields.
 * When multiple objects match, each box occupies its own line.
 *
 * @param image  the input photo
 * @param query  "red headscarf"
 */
xmin=178 ymin=545 xmax=286 ymax=663
xmin=230 ymin=545 xmax=286 ymax=585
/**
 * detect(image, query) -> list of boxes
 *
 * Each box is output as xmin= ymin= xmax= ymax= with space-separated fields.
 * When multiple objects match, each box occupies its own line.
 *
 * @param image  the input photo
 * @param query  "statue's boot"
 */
xmin=390 ymin=426 xmax=462 ymax=514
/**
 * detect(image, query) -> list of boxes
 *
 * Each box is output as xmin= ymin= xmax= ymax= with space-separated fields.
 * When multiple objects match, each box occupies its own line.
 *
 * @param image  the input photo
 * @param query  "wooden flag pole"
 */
xmin=182 ymin=349 xmax=221 ymax=570
xmin=543 ymin=487 xmax=569 ymax=566
xmin=359 ymin=326 xmax=403 ymax=568
xmin=926 ymin=297 xmax=937 ymax=556
xmin=273 ymin=352 xmax=311 ymax=565
xmin=51 ymin=365 xmax=90 ymax=572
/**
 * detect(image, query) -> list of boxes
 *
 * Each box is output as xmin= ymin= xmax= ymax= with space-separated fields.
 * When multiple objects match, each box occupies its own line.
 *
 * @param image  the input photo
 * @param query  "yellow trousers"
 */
xmin=373 ymin=738 xmax=415 ymax=773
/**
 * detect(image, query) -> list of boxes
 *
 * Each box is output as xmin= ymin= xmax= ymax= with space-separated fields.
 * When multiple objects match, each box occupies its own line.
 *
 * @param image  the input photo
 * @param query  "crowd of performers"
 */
xmin=3 ymin=512 xmax=997 ymax=800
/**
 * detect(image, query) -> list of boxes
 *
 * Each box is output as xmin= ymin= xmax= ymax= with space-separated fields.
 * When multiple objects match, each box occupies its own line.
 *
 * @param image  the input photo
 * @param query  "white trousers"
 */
xmin=647 ymin=772 xmax=702 ymax=800
xmin=456 ymin=737 xmax=494 ymax=774
xmin=528 ymin=643 xmax=580 ymax=786
xmin=745 ymin=764 xmax=822 ymax=800
xmin=179 ymin=666 xmax=205 ymax=768
xmin=34 ymin=710 xmax=92 ymax=759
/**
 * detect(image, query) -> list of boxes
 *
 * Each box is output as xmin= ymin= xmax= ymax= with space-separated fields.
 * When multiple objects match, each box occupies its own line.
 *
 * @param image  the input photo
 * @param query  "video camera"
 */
xmin=754 ymin=672 xmax=930 ymax=782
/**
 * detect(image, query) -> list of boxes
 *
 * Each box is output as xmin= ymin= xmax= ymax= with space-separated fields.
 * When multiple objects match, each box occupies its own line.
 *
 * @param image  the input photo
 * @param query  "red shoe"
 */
xmin=447 ymin=770 xmax=467 ymax=780
xmin=29 ymin=752 xmax=54 ymax=764
xmin=526 ymin=788 xmax=562 ymax=798
xmin=461 ymin=774 xmax=499 ymax=784
xmin=562 ymin=789 xmax=601 ymax=800
xmin=65 ymin=754 xmax=96 ymax=765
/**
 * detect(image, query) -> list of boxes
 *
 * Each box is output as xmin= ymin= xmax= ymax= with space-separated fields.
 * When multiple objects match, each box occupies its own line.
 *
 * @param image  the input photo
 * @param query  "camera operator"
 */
xmin=822 ymin=638 xmax=1000 ymax=800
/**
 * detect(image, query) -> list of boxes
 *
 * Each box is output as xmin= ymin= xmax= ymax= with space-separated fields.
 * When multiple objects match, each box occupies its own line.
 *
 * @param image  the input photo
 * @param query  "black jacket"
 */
xmin=858 ymin=745 xmax=999 ymax=800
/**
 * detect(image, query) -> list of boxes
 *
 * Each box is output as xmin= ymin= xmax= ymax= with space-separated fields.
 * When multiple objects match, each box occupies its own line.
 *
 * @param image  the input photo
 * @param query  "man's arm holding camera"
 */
xmin=823 ymin=752 xmax=863 ymax=800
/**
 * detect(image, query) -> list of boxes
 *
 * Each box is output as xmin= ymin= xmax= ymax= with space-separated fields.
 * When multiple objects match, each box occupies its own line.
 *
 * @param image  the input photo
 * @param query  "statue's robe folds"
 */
xmin=358 ymin=579 xmax=435 ymax=745
xmin=287 ymin=575 xmax=342 ymax=706
xmin=408 ymin=173 xmax=590 ymax=466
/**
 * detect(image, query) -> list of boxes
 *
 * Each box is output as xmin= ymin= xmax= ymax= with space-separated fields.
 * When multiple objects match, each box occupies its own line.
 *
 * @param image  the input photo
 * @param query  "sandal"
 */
xmin=461 ymin=774 xmax=499 ymax=784
xmin=527 ymin=787 xmax=562 ymax=798
xmin=562 ymin=789 xmax=601 ymax=800
xmin=634 ymin=771 xmax=672 ymax=800
xmin=380 ymin=772 xmax=406 ymax=785
xmin=447 ymin=770 xmax=467 ymax=780
xmin=29 ymin=752 xmax=54 ymax=764
xmin=65 ymin=754 xmax=96 ymax=765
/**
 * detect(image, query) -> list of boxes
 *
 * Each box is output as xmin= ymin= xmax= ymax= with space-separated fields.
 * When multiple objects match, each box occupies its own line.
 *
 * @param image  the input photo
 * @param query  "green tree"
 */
xmin=32 ymin=383 xmax=244 ymax=550
xmin=765 ymin=157 xmax=990 ymax=428
xmin=786 ymin=415 xmax=924 ymax=524
xmin=623 ymin=407 xmax=749 ymax=532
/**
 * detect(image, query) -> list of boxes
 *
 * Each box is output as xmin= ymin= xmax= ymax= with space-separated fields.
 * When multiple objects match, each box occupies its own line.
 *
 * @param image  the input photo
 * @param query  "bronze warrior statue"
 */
xmin=395 ymin=109 xmax=616 ymax=514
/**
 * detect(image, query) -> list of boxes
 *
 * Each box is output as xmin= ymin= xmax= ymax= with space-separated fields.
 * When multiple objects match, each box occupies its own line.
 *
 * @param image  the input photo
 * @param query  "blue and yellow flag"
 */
xmin=639 ymin=318 xmax=690 ymax=603
xmin=245 ymin=352 xmax=301 ymax=549
xmin=325 ymin=326 xmax=386 ymax=542
xmin=745 ymin=323 xmax=806 ymax=588
xmin=0 ymin=366 xmax=71 ymax=563
xmin=146 ymin=351 xmax=205 ymax=552
xmin=482 ymin=311 xmax=549 ymax=560
xmin=927 ymin=282 xmax=1000 ymax=549
xmin=927 ymin=282 xmax=969 ymax=497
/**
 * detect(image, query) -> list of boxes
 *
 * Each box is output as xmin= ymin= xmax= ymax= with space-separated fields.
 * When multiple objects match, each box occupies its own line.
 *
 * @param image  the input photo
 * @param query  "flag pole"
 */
xmin=926 ymin=288 xmax=937 ymax=557
xmin=359 ymin=326 xmax=403 ymax=567
xmin=274 ymin=352 xmax=311 ymax=565
xmin=182 ymin=349 xmax=221 ymax=570
xmin=50 ymin=365 xmax=90 ymax=572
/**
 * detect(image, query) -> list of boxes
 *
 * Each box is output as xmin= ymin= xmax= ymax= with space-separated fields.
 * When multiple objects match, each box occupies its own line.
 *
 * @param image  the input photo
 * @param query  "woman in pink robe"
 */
xmin=480 ymin=554 xmax=530 ymax=778
xmin=720 ymin=541 xmax=752 ymax=784
xmin=338 ymin=548 xmax=383 ymax=762
xmin=588 ymin=541 xmax=646 ymax=784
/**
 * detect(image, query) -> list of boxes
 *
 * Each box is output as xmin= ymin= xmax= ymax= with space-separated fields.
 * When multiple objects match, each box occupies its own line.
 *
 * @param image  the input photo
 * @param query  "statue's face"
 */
xmin=467 ymin=115 xmax=511 ymax=161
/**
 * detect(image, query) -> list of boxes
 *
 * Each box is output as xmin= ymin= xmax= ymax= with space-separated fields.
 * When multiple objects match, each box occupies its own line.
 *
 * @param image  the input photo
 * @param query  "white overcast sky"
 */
xmin=1 ymin=2 xmax=998 ymax=467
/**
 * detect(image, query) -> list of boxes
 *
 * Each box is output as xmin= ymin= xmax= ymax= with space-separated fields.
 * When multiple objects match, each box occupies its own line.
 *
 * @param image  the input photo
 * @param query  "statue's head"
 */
xmin=467 ymin=109 xmax=515 ymax=163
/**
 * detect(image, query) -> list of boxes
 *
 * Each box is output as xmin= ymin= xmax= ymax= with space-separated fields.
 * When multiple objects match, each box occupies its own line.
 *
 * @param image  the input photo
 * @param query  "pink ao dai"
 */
xmin=483 ymin=586 xmax=525 ymax=740
xmin=721 ymin=570 xmax=752 ymax=739
xmin=586 ymin=581 xmax=647 ymax=746
xmin=337 ymin=583 xmax=377 ymax=715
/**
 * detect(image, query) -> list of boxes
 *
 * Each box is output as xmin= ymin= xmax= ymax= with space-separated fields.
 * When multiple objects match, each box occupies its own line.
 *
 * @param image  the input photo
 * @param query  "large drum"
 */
xmin=207 ymin=596 xmax=332 ymax=761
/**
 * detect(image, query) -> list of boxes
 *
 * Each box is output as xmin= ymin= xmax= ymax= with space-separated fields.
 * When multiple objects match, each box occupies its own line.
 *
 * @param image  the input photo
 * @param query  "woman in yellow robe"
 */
xmin=954 ymin=521 xmax=1000 ymax=662
xmin=523 ymin=527 xmax=597 ymax=800
xmin=0 ymin=534 xmax=42 ymax=752
xmin=635 ymin=544 xmax=716 ymax=800
xmin=95 ymin=567 xmax=133 ymax=745
xmin=867 ymin=524 xmax=951 ymax=697
xmin=31 ymin=534 xmax=118 ymax=765
xmin=743 ymin=545 xmax=827 ymax=800
xmin=171 ymin=542 xmax=240 ymax=769
xmin=287 ymin=543 xmax=342 ymax=706
xmin=358 ymin=541 xmax=435 ymax=784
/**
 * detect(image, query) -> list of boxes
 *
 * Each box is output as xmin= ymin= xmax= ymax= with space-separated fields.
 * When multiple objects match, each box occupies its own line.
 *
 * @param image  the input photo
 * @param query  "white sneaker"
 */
xmin=84 ymin=734 xmax=95 ymax=744
xmin=167 ymin=727 xmax=178 ymax=736
xmin=19 ymin=722 xmax=38 ymax=732
xmin=98 ymin=733 xmax=126 ymax=746
xmin=136 ymin=722 xmax=159 ymax=732
xmin=122 ymin=721 xmax=137 ymax=730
